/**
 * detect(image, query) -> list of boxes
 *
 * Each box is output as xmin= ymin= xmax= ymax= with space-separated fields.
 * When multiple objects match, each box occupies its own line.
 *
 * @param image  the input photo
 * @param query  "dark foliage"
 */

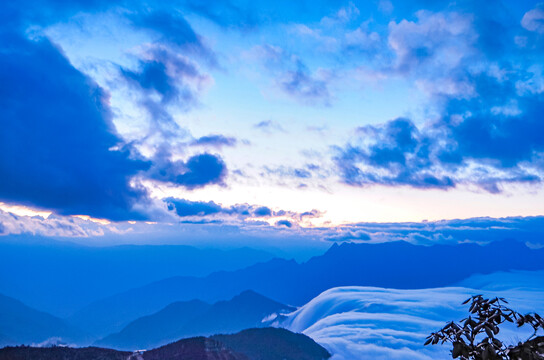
xmin=212 ymin=328 xmax=331 ymax=360
xmin=0 ymin=346 xmax=130 ymax=360
xmin=425 ymin=295 xmax=544 ymax=359
xmin=0 ymin=328 xmax=330 ymax=360
xmin=142 ymin=337 xmax=248 ymax=360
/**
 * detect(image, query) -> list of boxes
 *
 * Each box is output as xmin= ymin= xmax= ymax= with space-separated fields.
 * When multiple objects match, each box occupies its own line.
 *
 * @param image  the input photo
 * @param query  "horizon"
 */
xmin=1 ymin=1 xmax=544 ymax=359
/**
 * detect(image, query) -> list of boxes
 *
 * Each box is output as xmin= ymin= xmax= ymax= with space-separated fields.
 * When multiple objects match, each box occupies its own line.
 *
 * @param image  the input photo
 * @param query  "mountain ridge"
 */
xmin=70 ymin=240 xmax=544 ymax=338
xmin=95 ymin=290 xmax=295 ymax=350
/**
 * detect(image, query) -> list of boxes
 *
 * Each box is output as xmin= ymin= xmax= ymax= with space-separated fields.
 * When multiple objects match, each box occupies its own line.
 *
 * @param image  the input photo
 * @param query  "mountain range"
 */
xmin=0 ymin=237 xmax=274 ymax=316
xmin=69 ymin=240 xmax=544 ymax=337
xmin=0 ymin=293 xmax=88 ymax=347
xmin=95 ymin=290 xmax=295 ymax=350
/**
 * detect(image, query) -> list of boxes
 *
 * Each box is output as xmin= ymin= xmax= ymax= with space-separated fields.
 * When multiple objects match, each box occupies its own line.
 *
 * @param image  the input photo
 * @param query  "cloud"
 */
xmin=329 ymin=6 xmax=544 ymax=192
xmin=191 ymin=134 xmax=237 ymax=148
xmin=521 ymin=4 xmax=544 ymax=34
xmin=320 ymin=2 xmax=360 ymax=27
xmin=178 ymin=0 xmax=259 ymax=29
xmin=0 ymin=32 xmax=151 ymax=221
xmin=325 ymin=230 xmax=371 ymax=242
xmin=387 ymin=10 xmax=478 ymax=98
xmin=0 ymin=209 xmax=110 ymax=237
xmin=333 ymin=118 xmax=455 ymax=189
xmin=164 ymin=198 xmax=319 ymax=226
xmin=121 ymin=45 xmax=207 ymax=106
xmin=280 ymin=280 xmax=544 ymax=360
xmin=148 ymin=153 xmax=227 ymax=189
xmin=250 ymin=44 xmax=333 ymax=106
xmin=263 ymin=165 xmax=315 ymax=180
xmin=253 ymin=120 xmax=286 ymax=133
xmin=320 ymin=216 xmax=544 ymax=248
xmin=165 ymin=198 xmax=223 ymax=217
xmin=128 ymin=9 xmax=217 ymax=65
xmin=333 ymin=59 xmax=544 ymax=192
xmin=276 ymin=219 xmax=293 ymax=228
xmin=253 ymin=206 xmax=273 ymax=217
xmin=119 ymin=44 xmax=212 ymax=141
xmin=279 ymin=63 xmax=332 ymax=105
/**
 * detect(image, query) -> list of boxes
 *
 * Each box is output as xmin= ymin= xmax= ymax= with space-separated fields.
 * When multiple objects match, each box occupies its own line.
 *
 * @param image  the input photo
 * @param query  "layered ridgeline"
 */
xmin=0 ymin=328 xmax=331 ymax=360
xmin=95 ymin=291 xmax=295 ymax=350
xmin=0 ymin=237 xmax=275 ymax=317
xmin=70 ymin=240 xmax=544 ymax=337
xmin=0 ymin=293 xmax=88 ymax=347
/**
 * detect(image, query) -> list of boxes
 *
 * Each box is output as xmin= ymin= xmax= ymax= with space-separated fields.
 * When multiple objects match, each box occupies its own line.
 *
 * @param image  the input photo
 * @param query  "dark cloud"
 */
xmin=334 ymin=4 xmax=544 ymax=192
xmin=276 ymin=219 xmax=293 ymax=228
xmin=129 ymin=10 xmax=217 ymax=66
xmin=0 ymin=8 xmax=228 ymax=220
xmin=149 ymin=153 xmax=227 ymax=189
xmin=122 ymin=48 xmax=201 ymax=105
xmin=163 ymin=198 xmax=315 ymax=224
xmin=334 ymin=118 xmax=455 ymax=189
xmin=0 ymin=32 xmax=150 ymax=220
xmin=165 ymin=198 xmax=223 ymax=217
xmin=120 ymin=45 xmax=211 ymax=140
xmin=191 ymin=135 xmax=237 ymax=148
xmin=253 ymin=206 xmax=272 ymax=217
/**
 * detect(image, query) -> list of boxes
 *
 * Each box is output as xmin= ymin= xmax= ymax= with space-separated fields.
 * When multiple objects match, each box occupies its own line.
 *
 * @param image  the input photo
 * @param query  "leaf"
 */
xmin=485 ymin=326 xmax=494 ymax=339
xmin=452 ymin=342 xmax=463 ymax=358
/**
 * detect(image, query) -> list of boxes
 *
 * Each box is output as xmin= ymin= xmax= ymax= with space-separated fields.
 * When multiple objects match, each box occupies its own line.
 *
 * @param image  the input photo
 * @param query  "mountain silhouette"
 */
xmin=70 ymin=240 xmax=544 ymax=338
xmin=0 ymin=293 xmax=88 ymax=347
xmin=0 ymin=328 xmax=330 ymax=360
xmin=0 ymin=237 xmax=274 ymax=317
xmin=96 ymin=290 xmax=294 ymax=350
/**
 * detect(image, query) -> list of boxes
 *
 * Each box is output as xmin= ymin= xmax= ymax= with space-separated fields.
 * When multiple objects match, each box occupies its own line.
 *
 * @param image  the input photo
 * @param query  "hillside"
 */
xmin=0 ymin=293 xmax=87 ymax=346
xmin=0 ymin=328 xmax=330 ymax=360
xmin=212 ymin=328 xmax=331 ymax=360
xmin=0 ymin=346 xmax=130 ymax=360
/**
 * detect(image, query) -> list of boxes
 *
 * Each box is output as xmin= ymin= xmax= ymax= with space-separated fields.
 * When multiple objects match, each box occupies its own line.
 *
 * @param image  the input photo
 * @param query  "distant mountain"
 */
xmin=70 ymin=240 xmax=544 ymax=338
xmin=0 ymin=328 xmax=331 ymax=360
xmin=0 ymin=237 xmax=274 ymax=317
xmin=95 ymin=290 xmax=295 ymax=350
xmin=0 ymin=293 xmax=87 ymax=346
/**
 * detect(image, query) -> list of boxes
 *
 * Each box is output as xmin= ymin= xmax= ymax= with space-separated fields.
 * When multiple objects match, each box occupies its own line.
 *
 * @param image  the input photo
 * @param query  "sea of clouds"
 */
xmin=279 ymin=270 xmax=544 ymax=360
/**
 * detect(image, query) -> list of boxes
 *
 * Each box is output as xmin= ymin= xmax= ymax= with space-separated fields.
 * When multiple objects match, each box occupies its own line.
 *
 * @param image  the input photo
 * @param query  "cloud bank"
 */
xmin=280 ymin=271 xmax=544 ymax=360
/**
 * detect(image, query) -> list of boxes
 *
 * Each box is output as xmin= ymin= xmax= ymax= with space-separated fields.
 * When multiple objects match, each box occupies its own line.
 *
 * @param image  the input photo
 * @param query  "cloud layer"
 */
xmin=280 ymin=271 xmax=544 ymax=360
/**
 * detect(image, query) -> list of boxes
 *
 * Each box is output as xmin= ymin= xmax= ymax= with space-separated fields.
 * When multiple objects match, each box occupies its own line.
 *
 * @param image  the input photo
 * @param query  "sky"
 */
xmin=1 ymin=0 xmax=544 ymax=248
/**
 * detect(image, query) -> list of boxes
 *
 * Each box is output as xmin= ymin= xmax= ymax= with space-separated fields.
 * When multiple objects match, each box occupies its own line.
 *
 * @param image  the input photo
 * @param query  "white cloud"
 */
xmin=280 ymin=271 xmax=544 ymax=360
xmin=521 ymin=5 xmax=544 ymax=33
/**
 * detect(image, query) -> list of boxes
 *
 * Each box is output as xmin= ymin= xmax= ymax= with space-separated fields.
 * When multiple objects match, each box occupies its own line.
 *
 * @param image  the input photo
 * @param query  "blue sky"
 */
xmin=1 ymin=0 xmax=544 ymax=246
